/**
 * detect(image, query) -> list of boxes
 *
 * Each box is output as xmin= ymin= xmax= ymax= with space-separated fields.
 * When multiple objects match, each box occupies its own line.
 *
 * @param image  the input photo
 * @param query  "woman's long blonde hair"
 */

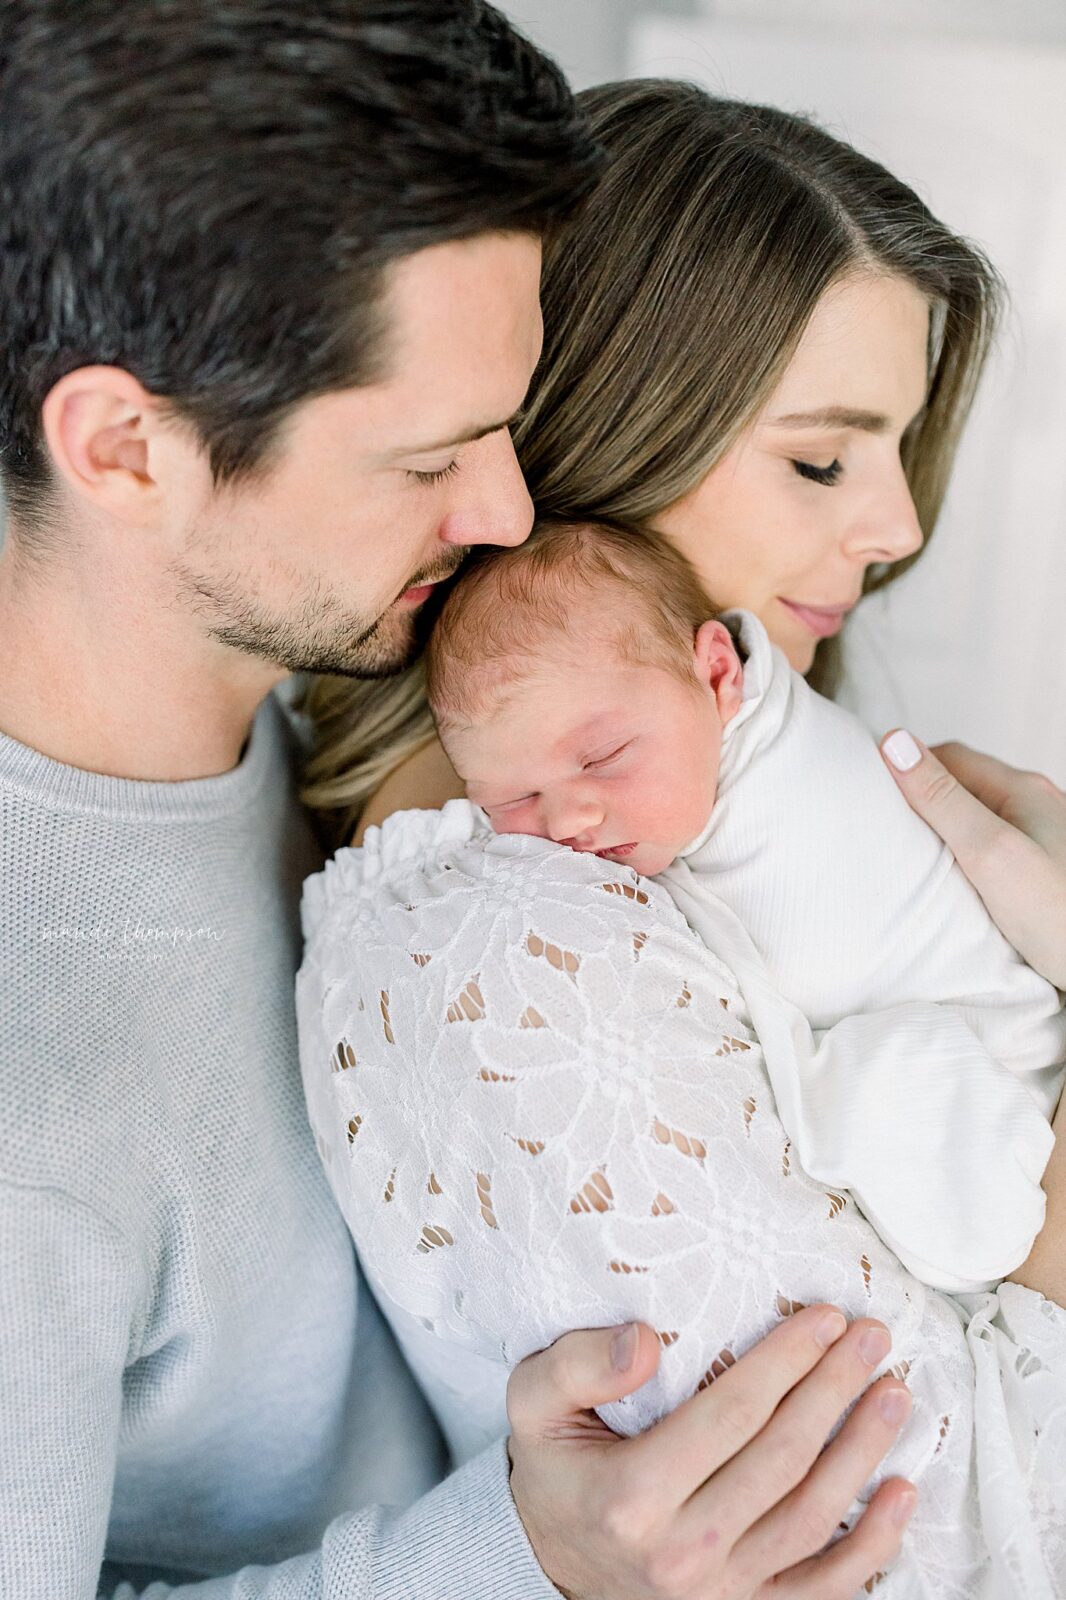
xmin=300 ymin=79 xmax=1001 ymax=844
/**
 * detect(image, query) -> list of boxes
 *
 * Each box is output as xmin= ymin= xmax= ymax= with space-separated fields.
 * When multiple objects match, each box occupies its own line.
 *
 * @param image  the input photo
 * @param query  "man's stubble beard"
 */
xmin=168 ymin=557 xmax=455 ymax=679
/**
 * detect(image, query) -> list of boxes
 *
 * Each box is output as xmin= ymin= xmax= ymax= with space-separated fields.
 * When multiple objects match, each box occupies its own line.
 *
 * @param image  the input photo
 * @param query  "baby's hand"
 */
xmin=881 ymin=731 xmax=1066 ymax=988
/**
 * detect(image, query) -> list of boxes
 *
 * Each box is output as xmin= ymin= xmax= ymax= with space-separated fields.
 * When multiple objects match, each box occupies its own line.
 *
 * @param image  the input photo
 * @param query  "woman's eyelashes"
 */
xmin=407 ymin=458 xmax=461 ymax=486
xmin=792 ymin=457 xmax=843 ymax=487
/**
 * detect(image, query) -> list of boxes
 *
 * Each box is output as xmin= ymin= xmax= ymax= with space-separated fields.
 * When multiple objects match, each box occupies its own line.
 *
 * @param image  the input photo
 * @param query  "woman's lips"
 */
xmin=778 ymin=598 xmax=854 ymax=639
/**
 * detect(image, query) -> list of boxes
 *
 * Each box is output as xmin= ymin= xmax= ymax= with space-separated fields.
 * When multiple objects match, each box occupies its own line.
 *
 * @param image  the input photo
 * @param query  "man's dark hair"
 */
xmin=0 ymin=0 xmax=601 ymax=527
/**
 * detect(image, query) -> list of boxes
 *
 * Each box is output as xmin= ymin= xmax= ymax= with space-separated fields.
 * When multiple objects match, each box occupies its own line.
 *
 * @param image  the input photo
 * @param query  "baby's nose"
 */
xmin=548 ymin=799 xmax=604 ymax=848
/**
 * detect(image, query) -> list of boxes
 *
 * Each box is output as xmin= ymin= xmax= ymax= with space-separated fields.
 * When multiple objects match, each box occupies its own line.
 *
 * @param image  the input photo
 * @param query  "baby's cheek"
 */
xmin=490 ymin=808 xmax=550 ymax=841
xmin=667 ymin=775 xmax=715 ymax=846
xmin=636 ymin=770 xmax=698 ymax=832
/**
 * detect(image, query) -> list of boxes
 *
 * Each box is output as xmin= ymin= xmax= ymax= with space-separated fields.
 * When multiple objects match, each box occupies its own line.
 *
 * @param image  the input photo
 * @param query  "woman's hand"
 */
xmin=507 ymin=1308 xmax=915 ymax=1599
xmin=880 ymin=732 xmax=1066 ymax=988
xmin=881 ymin=730 xmax=1066 ymax=1307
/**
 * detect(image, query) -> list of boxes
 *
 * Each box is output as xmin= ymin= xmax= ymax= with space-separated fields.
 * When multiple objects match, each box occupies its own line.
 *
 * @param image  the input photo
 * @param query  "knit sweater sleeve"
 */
xmin=0 ymin=1180 xmax=559 ymax=1600
xmin=106 ymin=1446 xmax=558 ymax=1600
xmin=0 ymin=1182 xmax=136 ymax=1599
xmin=100 ymin=1447 xmax=557 ymax=1600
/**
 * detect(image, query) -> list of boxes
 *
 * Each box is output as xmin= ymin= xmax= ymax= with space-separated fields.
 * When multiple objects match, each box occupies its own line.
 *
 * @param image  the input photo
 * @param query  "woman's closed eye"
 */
xmin=792 ymin=457 xmax=842 ymax=487
xmin=407 ymin=459 xmax=461 ymax=486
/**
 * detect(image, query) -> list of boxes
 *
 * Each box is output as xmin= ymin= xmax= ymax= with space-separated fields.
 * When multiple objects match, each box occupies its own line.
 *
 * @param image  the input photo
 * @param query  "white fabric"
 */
xmin=297 ymin=806 xmax=1066 ymax=1599
xmin=657 ymin=610 xmax=1066 ymax=1292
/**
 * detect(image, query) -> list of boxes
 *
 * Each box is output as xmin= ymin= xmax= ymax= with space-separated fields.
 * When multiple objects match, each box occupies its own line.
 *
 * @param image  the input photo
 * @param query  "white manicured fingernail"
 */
xmin=882 ymin=730 xmax=921 ymax=772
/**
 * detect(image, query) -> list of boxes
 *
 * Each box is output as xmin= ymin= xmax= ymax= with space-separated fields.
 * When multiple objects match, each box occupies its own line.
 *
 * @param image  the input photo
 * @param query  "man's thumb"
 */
xmin=506 ymin=1323 xmax=661 ymax=1433
xmin=880 ymin=728 xmax=1006 ymax=872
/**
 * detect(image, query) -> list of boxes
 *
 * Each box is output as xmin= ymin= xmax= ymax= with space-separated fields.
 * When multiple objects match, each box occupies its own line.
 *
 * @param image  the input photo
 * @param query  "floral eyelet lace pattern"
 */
xmin=297 ymin=800 xmax=1066 ymax=1600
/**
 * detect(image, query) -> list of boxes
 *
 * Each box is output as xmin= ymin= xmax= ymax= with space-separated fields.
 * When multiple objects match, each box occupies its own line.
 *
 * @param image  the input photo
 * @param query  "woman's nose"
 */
xmin=846 ymin=470 xmax=924 ymax=565
xmin=439 ymin=429 xmax=533 ymax=550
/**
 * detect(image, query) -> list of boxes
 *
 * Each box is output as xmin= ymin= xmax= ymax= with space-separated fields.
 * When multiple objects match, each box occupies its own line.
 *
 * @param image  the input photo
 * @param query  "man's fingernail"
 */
xmin=611 ymin=1323 xmax=639 ymax=1372
xmin=879 ymin=1386 xmax=911 ymax=1426
xmin=882 ymin=730 xmax=921 ymax=772
xmin=860 ymin=1327 xmax=892 ymax=1365
xmin=816 ymin=1310 xmax=848 ymax=1349
xmin=892 ymin=1487 xmax=918 ymax=1527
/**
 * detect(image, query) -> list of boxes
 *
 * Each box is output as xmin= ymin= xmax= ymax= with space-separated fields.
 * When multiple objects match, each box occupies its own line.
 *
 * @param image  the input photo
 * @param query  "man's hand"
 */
xmin=507 ymin=1307 xmax=915 ymax=1599
xmin=880 ymin=731 xmax=1066 ymax=987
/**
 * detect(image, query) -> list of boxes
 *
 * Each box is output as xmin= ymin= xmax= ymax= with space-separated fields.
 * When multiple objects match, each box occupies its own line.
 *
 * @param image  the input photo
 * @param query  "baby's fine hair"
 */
xmin=425 ymin=516 xmax=722 ymax=734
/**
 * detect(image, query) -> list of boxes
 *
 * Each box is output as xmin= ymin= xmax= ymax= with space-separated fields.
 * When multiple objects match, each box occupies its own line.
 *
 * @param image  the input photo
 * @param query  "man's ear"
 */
xmin=39 ymin=365 xmax=189 ymax=527
xmin=693 ymin=618 xmax=744 ymax=724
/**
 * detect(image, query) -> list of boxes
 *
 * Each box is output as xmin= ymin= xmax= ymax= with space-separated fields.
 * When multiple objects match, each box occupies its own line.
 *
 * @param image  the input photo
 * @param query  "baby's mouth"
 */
xmin=594 ymin=842 xmax=637 ymax=858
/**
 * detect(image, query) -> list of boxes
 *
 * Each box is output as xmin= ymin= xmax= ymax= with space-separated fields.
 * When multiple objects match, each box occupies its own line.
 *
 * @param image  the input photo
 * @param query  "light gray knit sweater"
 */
xmin=0 ymin=691 xmax=559 ymax=1599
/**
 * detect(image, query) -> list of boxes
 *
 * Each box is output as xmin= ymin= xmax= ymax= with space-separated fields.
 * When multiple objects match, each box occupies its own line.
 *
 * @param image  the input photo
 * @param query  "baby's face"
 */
xmin=448 ymin=620 xmax=743 ymax=878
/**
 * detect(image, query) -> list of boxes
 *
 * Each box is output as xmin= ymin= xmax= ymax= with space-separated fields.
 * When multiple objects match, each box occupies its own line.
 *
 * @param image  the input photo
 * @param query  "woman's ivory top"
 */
xmin=659 ymin=609 xmax=1066 ymax=1293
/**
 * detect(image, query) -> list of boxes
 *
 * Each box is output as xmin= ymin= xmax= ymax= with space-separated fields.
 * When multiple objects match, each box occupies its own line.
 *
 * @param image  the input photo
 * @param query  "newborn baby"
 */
xmin=296 ymin=513 xmax=1066 ymax=1594
xmin=425 ymin=517 xmax=1066 ymax=1292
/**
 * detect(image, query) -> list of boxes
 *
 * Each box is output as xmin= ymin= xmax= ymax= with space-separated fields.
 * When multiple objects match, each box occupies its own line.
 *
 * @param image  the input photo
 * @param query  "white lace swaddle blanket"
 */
xmin=296 ymin=802 xmax=1066 ymax=1599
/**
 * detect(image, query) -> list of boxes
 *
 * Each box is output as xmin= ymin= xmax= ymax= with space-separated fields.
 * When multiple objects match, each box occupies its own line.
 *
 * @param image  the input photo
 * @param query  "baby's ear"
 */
xmin=693 ymin=618 xmax=744 ymax=723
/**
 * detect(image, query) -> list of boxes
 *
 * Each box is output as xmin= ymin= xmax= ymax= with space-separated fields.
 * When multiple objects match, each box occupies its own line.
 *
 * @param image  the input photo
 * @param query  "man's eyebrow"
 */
xmin=767 ymin=406 xmax=890 ymax=433
xmin=386 ymin=406 xmax=525 ymax=459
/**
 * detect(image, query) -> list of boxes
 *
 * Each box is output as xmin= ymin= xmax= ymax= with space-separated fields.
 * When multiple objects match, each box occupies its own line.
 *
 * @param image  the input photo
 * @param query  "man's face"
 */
xmin=167 ymin=231 xmax=543 ymax=676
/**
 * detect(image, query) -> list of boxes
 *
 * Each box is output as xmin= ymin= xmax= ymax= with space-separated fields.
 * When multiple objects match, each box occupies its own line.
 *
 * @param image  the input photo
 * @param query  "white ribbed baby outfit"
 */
xmin=0 ymin=692 xmax=561 ymax=1600
xmin=296 ymin=633 xmax=1066 ymax=1597
xmin=657 ymin=609 xmax=1066 ymax=1293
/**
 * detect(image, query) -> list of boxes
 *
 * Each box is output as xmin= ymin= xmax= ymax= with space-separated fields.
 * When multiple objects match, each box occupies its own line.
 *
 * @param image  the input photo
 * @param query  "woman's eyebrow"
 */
xmin=768 ymin=406 xmax=889 ymax=433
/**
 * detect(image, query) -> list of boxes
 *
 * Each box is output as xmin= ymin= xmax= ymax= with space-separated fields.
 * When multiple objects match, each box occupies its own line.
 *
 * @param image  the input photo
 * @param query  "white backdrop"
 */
xmin=628 ymin=11 xmax=1066 ymax=782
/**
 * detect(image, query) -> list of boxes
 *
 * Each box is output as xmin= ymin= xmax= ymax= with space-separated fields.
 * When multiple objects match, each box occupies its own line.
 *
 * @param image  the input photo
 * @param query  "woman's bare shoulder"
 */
xmin=351 ymin=735 xmax=467 ymax=846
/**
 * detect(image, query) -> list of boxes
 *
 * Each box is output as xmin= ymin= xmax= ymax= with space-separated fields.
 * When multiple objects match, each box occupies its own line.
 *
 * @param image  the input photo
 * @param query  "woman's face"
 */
xmin=655 ymin=273 xmax=931 ymax=674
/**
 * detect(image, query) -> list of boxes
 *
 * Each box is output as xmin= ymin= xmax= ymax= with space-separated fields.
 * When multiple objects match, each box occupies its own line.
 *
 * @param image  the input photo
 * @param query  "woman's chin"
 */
xmin=777 ymin=634 xmax=818 ymax=676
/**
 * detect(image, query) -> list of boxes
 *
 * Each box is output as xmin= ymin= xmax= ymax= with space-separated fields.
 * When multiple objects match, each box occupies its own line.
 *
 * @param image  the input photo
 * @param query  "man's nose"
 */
xmin=438 ymin=428 xmax=533 ymax=551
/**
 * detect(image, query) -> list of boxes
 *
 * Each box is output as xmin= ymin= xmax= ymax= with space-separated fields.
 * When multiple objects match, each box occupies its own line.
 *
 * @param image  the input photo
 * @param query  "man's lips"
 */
xmin=399 ymin=563 xmax=466 ymax=604
xmin=778 ymin=597 xmax=857 ymax=639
